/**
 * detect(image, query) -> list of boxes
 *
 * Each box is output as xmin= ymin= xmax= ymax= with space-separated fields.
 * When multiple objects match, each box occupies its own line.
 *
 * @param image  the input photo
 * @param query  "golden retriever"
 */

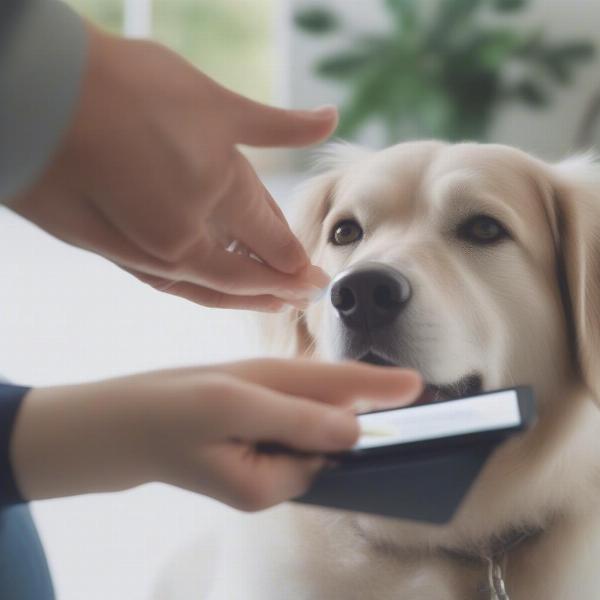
xmin=154 ymin=141 xmax=600 ymax=600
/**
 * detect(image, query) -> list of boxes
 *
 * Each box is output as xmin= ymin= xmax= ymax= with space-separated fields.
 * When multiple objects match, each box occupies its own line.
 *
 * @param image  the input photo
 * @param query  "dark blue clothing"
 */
xmin=0 ymin=504 xmax=55 ymax=600
xmin=0 ymin=384 xmax=27 ymax=507
xmin=0 ymin=384 xmax=55 ymax=599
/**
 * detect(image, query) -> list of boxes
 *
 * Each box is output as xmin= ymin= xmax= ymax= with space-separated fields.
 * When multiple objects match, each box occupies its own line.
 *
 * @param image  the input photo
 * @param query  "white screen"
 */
xmin=355 ymin=389 xmax=521 ymax=450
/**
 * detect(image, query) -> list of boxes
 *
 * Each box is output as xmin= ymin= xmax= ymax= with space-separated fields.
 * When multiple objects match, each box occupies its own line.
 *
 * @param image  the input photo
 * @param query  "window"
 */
xmin=66 ymin=0 xmax=275 ymax=103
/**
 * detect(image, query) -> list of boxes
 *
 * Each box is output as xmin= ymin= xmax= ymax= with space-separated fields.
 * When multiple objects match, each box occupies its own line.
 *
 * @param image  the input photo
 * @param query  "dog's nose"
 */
xmin=330 ymin=263 xmax=411 ymax=330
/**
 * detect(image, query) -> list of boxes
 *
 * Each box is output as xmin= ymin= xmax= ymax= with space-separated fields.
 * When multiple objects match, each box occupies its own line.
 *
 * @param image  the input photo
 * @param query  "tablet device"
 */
xmin=336 ymin=385 xmax=535 ymax=461
xmin=294 ymin=386 xmax=535 ymax=523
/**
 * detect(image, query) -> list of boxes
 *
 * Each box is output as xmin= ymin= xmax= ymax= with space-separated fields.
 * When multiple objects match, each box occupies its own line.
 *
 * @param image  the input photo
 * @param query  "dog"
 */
xmin=154 ymin=141 xmax=600 ymax=600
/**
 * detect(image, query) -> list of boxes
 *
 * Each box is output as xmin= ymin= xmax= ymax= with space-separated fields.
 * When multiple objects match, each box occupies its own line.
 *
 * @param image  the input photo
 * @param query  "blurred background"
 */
xmin=1 ymin=0 xmax=599 ymax=598
xmin=69 ymin=0 xmax=600 ymax=156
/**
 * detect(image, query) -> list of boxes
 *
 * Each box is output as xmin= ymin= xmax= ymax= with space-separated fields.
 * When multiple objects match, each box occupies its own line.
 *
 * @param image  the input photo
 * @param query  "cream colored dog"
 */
xmin=154 ymin=142 xmax=600 ymax=600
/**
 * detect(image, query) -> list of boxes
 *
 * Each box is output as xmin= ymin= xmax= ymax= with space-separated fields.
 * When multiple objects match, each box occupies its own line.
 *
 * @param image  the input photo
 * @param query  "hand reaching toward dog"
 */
xmin=7 ymin=22 xmax=334 ymax=311
xmin=10 ymin=360 xmax=422 ymax=510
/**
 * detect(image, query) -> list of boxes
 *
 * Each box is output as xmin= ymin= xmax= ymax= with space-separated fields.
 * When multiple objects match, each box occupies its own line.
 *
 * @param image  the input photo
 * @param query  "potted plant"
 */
xmin=295 ymin=0 xmax=595 ymax=144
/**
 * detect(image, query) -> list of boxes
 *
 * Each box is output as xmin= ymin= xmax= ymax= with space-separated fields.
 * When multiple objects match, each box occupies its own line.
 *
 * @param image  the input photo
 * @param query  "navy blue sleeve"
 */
xmin=0 ymin=384 xmax=29 ymax=506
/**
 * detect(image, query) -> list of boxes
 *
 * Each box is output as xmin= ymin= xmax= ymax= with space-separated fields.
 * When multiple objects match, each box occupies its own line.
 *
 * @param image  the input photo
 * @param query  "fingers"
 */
xmin=218 ymin=380 xmax=360 ymax=452
xmin=203 ymin=445 xmax=326 ymax=511
xmin=107 ymin=230 xmax=323 ymax=306
xmin=59 ymin=203 xmax=322 ymax=306
xmin=229 ymin=97 xmax=339 ymax=148
xmin=153 ymin=282 xmax=284 ymax=312
xmin=217 ymin=359 xmax=424 ymax=408
xmin=60 ymin=165 xmax=326 ymax=304
xmin=221 ymin=153 xmax=309 ymax=274
xmin=179 ymin=245 xmax=326 ymax=299
xmin=28 ymin=147 xmax=324 ymax=308
xmin=123 ymin=267 xmax=288 ymax=312
xmin=125 ymin=230 xmax=326 ymax=305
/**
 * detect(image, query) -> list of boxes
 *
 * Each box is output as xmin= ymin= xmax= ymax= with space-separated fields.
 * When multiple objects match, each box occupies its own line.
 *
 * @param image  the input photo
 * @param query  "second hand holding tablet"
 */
xmin=259 ymin=387 xmax=536 ymax=523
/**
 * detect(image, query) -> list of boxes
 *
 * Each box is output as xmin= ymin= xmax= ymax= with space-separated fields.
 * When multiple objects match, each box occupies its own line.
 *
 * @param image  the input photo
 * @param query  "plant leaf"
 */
xmin=434 ymin=0 xmax=484 ymax=31
xmin=469 ymin=29 xmax=522 ymax=68
xmin=547 ymin=41 xmax=595 ymax=62
xmin=539 ymin=42 xmax=595 ymax=84
xmin=315 ymin=48 xmax=379 ymax=80
xmin=385 ymin=0 xmax=418 ymax=30
xmin=511 ymin=80 xmax=549 ymax=107
xmin=294 ymin=7 xmax=338 ymax=35
xmin=493 ymin=0 xmax=527 ymax=12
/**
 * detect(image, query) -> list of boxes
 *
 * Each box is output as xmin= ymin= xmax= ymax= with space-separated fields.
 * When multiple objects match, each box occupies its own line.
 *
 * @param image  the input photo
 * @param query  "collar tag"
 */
xmin=486 ymin=557 xmax=510 ymax=600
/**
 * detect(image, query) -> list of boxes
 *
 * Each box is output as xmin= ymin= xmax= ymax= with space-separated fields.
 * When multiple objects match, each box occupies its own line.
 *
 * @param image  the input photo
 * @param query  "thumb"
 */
xmin=228 ymin=96 xmax=338 ymax=148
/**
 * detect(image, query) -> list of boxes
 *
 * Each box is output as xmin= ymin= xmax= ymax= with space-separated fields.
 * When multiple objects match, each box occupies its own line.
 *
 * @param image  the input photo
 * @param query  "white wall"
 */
xmin=286 ymin=0 xmax=600 ymax=159
xmin=0 ymin=203 xmax=248 ymax=600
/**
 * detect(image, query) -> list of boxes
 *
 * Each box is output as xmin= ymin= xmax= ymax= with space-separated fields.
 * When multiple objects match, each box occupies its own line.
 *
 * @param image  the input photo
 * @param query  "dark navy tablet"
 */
xmin=294 ymin=386 xmax=535 ymax=524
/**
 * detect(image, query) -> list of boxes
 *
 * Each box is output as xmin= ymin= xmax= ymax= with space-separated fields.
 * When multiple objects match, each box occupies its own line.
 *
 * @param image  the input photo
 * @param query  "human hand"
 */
xmin=11 ymin=360 xmax=422 ymax=510
xmin=7 ymin=23 xmax=336 ymax=311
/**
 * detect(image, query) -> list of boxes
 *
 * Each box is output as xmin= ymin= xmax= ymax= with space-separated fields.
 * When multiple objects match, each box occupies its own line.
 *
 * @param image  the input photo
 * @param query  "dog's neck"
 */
xmin=439 ymin=523 xmax=544 ymax=565
xmin=441 ymin=525 xmax=545 ymax=600
xmin=363 ymin=519 xmax=545 ymax=564
xmin=365 ymin=521 xmax=545 ymax=599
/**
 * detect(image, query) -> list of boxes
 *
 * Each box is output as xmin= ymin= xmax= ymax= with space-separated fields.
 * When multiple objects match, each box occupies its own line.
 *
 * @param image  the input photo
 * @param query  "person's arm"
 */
xmin=0 ymin=0 xmax=87 ymax=200
xmin=9 ymin=361 xmax=422 ymax=510
xmin=0 ymin=384 xmax=29 ymax=506
xmin=5 ymin=18 xmax=336 ymax=311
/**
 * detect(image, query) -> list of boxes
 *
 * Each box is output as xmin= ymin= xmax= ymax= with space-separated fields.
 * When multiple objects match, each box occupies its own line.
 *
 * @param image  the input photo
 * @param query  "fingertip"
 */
xmin=283 ymin=105 xmax=339 ymax=148
xmin=397 ymin=368 xmax=424 ymax=388
xmin=282 ymin=241 xmax=310 ymax=274
xmin=382 ymin=369 xmax=424 ymax=407
xmin=306 ymin=264 xmax=330 ymax=288
xmin=284 ymin=456 xmax=327 ymax=502
xmin=265 ymin=225 xmax=308 ymax=274
xmin=321 ymin=409 xmax=360 ymax=449
xmin=284 ymin=264 xmax=330 ymax=296
xmin=303 ymin=455 xmax=328 ymax=475
xmin=309 ymin=104 xmax=339 ymax=123
xmin=384 ymin=368 xmax=424 ymax=397
xmin=350 ymin=363 xmax=423 ymax=403
xmin=233 ymin=100 xmax=338 ymax=148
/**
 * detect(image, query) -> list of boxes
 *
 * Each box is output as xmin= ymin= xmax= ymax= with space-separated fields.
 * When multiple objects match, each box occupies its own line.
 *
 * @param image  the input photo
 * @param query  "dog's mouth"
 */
xmin=359 ymin=351 xmax=483 ymax=405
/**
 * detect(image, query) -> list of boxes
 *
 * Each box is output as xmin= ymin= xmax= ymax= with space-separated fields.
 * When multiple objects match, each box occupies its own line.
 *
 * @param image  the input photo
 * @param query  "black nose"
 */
xmin=330 ymin=263 xmax=411 ymax=330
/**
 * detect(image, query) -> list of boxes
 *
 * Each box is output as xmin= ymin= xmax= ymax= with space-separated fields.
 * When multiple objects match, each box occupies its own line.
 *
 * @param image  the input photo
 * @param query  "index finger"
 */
xmin=214 ymin=359 xmax=423 ymax=408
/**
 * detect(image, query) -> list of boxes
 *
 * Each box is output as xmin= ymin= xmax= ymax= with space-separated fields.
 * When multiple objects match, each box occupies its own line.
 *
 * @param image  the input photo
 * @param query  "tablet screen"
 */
xmin=355 ymin=389 xmax=521 ymax=450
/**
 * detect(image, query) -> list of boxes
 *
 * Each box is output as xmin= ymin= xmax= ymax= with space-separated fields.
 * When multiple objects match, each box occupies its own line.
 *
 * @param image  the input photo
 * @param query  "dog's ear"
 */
xmin=259 ymin=171 xmax=338 ymax=357
xmin=550 ymin=154 xmax=600 ymax=399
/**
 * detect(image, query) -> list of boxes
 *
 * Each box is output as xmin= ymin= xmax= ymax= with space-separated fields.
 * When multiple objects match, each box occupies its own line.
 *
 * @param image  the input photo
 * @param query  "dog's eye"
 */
xmin=330 ymin=220 xmax=363 ymax=246
xmin=457 ymin=215 xmax=509 ymax=245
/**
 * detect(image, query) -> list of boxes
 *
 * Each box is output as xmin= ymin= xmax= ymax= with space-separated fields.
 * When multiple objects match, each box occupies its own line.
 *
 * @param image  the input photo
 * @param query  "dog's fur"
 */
xmin=155 ymin=142 xmax=600 ymax=600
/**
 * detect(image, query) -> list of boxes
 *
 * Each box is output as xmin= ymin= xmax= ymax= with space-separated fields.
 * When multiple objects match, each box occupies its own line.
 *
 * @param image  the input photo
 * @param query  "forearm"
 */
xmin=0 ymin=0 xmax=87 ymax=201
xmin=5 ymin=361 xmax=420 ymax=510
xmin=10 ymin=383 xmax=155 ymax=501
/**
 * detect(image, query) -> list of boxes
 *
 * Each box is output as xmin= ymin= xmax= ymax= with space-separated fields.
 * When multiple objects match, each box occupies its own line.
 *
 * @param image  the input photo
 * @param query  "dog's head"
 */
xmin=267 ymin=141 xmax=600 ymax=545
xmin=275 ymin=141 xmax=600 ymax=410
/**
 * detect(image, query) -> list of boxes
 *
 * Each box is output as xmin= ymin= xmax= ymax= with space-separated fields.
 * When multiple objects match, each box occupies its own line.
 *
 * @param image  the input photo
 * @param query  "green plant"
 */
xmin=295 ymin=0 xmax=595 ymax=143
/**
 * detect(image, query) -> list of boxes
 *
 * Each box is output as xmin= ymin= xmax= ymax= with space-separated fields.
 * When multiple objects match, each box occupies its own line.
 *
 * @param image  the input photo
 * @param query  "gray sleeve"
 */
xmin=0 ymin=0 xmax=88 ymax=202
